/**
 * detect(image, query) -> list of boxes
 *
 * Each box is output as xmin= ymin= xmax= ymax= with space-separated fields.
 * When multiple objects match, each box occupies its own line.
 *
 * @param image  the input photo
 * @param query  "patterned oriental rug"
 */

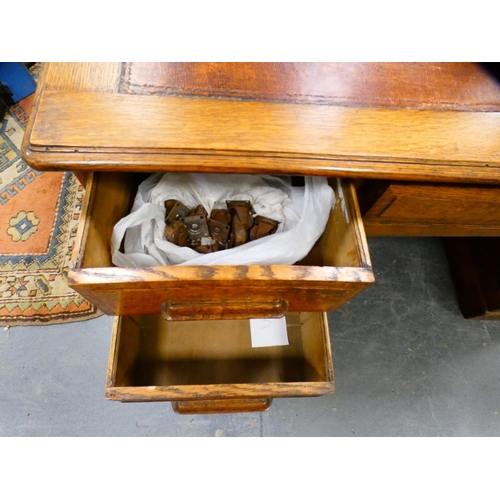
xmin=0 ymin=65 xmax=102 ymax=326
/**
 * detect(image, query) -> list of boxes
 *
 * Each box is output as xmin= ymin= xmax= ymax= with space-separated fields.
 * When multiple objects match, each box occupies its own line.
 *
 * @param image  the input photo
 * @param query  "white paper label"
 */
xmin=250 ymin=317 xmax=289 ymax=348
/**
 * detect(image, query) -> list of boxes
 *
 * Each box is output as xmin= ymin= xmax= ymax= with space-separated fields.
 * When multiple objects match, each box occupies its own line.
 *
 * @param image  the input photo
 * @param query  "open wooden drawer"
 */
xmin=106 ymin=311 xmax=334 ymax=414
xmin=67 ymin=172 xmax=374 ymax=319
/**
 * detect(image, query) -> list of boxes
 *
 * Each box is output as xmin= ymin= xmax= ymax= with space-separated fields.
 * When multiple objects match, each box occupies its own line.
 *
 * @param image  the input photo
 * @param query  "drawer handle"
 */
xmin=161 ymin=298 xmax=289 ymax=321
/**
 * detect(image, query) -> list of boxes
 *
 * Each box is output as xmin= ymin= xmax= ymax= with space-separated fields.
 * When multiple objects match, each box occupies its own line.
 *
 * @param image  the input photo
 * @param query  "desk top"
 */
xmin=22 ymin=62 xmax=500 ymax=184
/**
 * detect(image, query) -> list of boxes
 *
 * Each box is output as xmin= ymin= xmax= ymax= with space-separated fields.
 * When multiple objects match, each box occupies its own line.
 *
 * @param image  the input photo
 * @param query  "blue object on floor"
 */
xmin=0 ymin=62 xmax=36 ymax=103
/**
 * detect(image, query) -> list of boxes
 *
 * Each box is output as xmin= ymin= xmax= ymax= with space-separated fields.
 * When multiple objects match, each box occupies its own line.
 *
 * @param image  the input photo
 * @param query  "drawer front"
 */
xmin=106 ymin=312 xmax=334 ymax=412
xmin=68 ymin=172 xmax=374 ymax=317
xmin=360 ymin=181 xmax=500 ymax=237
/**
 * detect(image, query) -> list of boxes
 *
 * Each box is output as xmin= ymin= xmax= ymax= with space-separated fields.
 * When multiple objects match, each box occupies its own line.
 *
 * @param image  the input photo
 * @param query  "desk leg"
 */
xmin=442 ymin=237 xmax=500 ymax=320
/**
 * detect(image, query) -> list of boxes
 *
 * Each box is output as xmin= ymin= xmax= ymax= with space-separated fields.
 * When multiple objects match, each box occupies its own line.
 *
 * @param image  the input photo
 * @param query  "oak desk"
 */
xmin=20 ymin=63 xmax=500 ymax=412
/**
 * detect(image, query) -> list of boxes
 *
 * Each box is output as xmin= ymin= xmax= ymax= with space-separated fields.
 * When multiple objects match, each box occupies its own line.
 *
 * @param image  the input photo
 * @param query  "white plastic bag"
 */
xmin=111 ymin=172 xmax=335 ymax=267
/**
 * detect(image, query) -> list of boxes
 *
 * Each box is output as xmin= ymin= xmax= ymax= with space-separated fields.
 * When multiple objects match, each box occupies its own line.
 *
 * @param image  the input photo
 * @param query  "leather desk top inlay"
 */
xmin=121 ymin=62 xmax=500 ymax=111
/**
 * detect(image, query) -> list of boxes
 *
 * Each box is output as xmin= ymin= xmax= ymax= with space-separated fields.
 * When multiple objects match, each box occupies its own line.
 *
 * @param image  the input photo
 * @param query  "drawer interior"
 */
xmin=106 ymin=312 xmax=334 ymax=401
xmin=76 ymin=171 xmax=370 ymax=270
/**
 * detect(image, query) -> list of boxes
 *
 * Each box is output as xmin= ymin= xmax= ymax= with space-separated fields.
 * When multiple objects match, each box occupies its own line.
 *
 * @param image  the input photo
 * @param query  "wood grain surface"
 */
xmin=42 ymin=62 xmax=122 ymax=93
xmin=26 ymin=90 xmax=500 ymax=167
xmin=22 ymin=63 xmax=500 ymax=184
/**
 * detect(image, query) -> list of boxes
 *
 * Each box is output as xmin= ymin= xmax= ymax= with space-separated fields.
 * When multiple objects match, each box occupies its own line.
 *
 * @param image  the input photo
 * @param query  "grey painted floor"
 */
xmin=1 ymin=237 xmax=499 ymax=436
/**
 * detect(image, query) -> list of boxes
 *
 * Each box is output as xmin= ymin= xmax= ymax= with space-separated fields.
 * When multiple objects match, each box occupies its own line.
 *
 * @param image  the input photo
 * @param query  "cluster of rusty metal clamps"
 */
xmin=163 ymin=199 xmax=279 ymax=253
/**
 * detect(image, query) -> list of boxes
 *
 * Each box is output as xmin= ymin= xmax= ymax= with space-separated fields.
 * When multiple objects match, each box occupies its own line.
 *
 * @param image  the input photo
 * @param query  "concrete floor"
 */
xmin=1 ymin=237 xmax=499 ymax=436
